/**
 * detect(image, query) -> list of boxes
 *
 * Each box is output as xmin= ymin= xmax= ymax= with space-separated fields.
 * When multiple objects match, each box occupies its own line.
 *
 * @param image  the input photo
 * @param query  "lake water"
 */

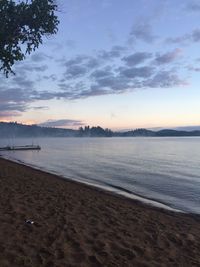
xmin=0 ymin=137 xmax=200 ymax=214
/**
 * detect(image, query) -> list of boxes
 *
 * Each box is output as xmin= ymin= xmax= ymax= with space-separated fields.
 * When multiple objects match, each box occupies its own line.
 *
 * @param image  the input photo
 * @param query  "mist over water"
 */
xmin=0 ymin=137 xmax=200 ymax=214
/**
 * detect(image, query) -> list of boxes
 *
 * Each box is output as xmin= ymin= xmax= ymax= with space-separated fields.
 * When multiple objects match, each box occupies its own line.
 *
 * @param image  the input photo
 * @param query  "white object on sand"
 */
xmin=25 ymin=219 xmax=34 ymax=225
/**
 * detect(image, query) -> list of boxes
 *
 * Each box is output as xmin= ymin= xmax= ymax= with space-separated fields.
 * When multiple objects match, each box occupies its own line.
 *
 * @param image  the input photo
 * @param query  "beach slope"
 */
xmin=0 ymin=158 xmax=200 ymax=266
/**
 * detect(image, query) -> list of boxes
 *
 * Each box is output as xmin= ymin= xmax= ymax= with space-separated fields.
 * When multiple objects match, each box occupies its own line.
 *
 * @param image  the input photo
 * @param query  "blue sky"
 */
xmin=1 ymin=0 xmax=200 ymax=129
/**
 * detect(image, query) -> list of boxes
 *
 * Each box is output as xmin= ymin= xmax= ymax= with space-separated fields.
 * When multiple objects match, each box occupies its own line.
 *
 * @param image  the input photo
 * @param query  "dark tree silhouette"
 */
xmin=0 ymin=0 xmax=59 ymax=77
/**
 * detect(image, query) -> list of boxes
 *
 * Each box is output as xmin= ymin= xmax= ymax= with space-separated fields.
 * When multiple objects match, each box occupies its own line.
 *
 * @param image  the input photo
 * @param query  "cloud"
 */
xmin=55 ymin=46 xmax=186 ymax=99
xmin=55 ymin=45 xmax=186 ymax=100
xmin=187 ymin=65 xmax=200 ymax=72
xmin=192 ymin=29 xmax=200 ymax=42
xmin=0 ymin=86 xmax=50 ymax=118
xmin=64 ymin=55 xmax=88 ymax=66
xmin=81 ymin=64 xmax=186 ymax=97
xmin=0 ymin=61 xmax=46 ymax=117
xmin=142 ymin=70 xmax=187 ymax=88
xmin=62 ymin=46 xmax=126 ymax=81
xmin=165 ymin=35 xmax=190 ymax=45
xmin=92 ymin=75 xmax=130 ymax=91
xmin=79 ymin=87 xmax=111 ymax=97
xmin=0 ymin=111 xmax=20 ymax=118
xmin=0 ymin=102 xmax=27 ymax=112
xmin=31 ymin=52 xmax=51 ymax=62
xmin=154 ymin=49 xmax=182 ymax=65
xmin=84 ymin=57 xmax=100 ymax=68
xmin=10 ymin=75 xmax=35 ymax=89
xmin=17 ymin=64 xmax=48 ymax=73
xmin=90 ymin=66 xmax=113 ymax=79
xmin=42 ymin=74 xmax=57 ymax=81
xmin=166 ymin=28 xmax=200 ymax=45
xmin=0 ymin=65 xmax=187 ymax=117
xmin=32 ymin=106 xmax=48 ymax=110
xmin=1 ymin=60 xmax=48 ymax=96
xmin=0 ymin=88 xmax=31 ymax=118
xmin=0 ymin=39 xmax=188 ymax=118
xmin=98 ymin=46 xmax=127 ymax=60
xmin=129 ymin=21 xmax=157 ymax=43
xmin=120 ymin=66 xmax=154 ymax=78
xmin=65 ymin=40 xmax=76 ymax=49
xmin=63 ymin=55 xmax=100 ymax=79
xmin=0 ymin=88 xmax=33 ymax=103
xmin=65 ymin=65 xmax=88 ymax=79
xmin=62 ymin=46 xmax=127 ymax=81
xmin=186 ymin=2 xmax=200 ymax=12
xmin=122 ymin=52 xmax=152 ymax=66
xmin=39 ymin=119 xmax=84 ymax=128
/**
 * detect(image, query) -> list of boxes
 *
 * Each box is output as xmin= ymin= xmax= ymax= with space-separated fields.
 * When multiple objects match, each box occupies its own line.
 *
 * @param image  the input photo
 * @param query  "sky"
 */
xmin=1 ymin=0 xmax=200 ymax=130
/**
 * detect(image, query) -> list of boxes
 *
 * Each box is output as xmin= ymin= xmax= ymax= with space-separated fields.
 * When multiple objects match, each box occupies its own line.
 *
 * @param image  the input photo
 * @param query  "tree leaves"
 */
xmin=0 ymin=0 xmax=59 ymax=77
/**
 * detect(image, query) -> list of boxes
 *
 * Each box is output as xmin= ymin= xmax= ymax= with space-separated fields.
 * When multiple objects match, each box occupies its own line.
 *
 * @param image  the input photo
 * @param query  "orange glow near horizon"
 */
xmin=21 ymin=120 xmax=38 ymax=125
xmin=0 ymin=119 xmax=38 ymax=125
xmin=1 ymin=117 xmax=200 ymax=130
xmin=0 ymin=119 xmax=12 ymax=123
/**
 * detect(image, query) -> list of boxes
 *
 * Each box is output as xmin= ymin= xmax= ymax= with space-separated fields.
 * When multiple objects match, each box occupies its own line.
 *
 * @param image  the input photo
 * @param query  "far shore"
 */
xmin=0 ymin=157 xmax=200 ymax=266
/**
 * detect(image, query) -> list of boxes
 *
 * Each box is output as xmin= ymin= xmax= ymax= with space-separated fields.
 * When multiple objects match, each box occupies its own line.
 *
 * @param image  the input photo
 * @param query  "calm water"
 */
xmin=0 ymin=137 xmax=200 ymax=214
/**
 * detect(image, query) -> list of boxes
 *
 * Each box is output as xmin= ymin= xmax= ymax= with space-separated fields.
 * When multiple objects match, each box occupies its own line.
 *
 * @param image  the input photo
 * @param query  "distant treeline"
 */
xmin=0 ymin=122 xmax=200 ymax=138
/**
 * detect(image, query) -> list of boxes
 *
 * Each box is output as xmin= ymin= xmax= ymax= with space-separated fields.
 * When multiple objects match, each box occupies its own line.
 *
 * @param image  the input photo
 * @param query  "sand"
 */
xmin=0 ymin=157 xmax=200 ymax=267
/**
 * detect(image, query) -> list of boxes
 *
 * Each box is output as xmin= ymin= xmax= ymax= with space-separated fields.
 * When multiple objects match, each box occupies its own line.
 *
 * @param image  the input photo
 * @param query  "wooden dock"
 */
xmin=0 ymin=145 xmax=41 ymax=151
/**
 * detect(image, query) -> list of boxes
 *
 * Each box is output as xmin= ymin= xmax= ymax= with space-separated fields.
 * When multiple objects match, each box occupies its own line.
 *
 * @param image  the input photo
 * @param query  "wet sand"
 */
xmin=0 ymin=157 xmax=200 ymax=267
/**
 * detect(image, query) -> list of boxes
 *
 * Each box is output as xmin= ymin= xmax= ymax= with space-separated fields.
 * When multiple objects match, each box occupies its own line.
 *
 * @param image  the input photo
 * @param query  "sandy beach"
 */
xmin=0 ymin=157 xmax=200 ymax=267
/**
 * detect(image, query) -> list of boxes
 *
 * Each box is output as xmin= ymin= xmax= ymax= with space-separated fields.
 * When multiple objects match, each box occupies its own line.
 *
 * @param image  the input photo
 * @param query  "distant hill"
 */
xmin=0 ymin=122 xmax=77 ymax=138
xmin=156 ymin=129 xmax=200 ymax=137
xmin=0 ymin=122 xmax=200 ymax=138
xmin=112 ymin=128 xmax=155 ymax=137
xmin=174 ymin=126 xmax=200 ymax=131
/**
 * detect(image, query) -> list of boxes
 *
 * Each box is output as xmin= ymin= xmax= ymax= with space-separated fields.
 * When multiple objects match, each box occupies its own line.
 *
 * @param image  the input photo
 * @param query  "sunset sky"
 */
xmin=1 ymin=0 xmax=200 ymax=130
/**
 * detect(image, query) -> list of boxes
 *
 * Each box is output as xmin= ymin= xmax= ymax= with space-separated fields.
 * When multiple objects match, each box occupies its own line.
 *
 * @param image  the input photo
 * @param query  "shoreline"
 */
xmin=0 ymin=154 xmax=186 ymax=214
xmin=0 ymin=157 xmax=200 ymax=266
